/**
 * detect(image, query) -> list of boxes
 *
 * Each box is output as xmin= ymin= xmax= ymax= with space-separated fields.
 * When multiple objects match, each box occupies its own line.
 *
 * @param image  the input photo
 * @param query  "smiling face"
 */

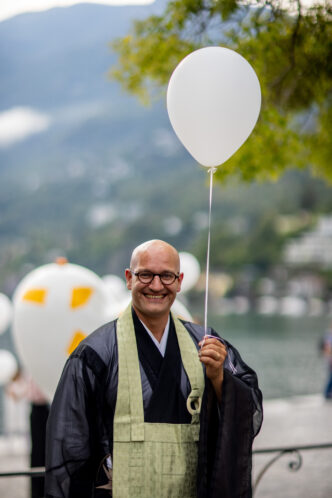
xmin=125 ymin=240 xmax=183 ymax=327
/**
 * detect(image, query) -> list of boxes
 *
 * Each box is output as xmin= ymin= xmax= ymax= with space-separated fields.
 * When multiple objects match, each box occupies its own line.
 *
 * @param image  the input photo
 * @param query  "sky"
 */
xmin=0 ymin=108 xmax=51 ymax=148
xmin=0 ymin=0 xmax=154 ymax=23
xmin=0 ymin=0 xmax=155 ymax=146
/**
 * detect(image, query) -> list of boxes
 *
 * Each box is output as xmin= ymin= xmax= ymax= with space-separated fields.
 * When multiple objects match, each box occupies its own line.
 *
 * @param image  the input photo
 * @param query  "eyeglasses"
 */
xmin=131 ymin=270 xmax=180 ymax=285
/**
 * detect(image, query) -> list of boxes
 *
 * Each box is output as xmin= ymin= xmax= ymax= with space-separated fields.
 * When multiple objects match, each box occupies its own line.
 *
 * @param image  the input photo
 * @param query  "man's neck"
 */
xmin=132 ymin=306 xmax=169 ymax=343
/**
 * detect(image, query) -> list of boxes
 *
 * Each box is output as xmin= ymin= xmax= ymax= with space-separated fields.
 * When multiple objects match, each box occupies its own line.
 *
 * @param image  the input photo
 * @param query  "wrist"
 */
xmin=210 ymin=369 xmax=224 ymax=402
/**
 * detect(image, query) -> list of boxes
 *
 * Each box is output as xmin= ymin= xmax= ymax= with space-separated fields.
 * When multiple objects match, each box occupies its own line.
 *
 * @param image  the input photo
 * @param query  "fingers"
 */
xmin=199 ymin=347 xmax=224 ymax=363
xmin=198 ymin=336 xmax=227 ymax=398
xmin=199 ymin=335 xmax=224 ymax=348
xmin=198 ymin=337 xmax=227 ymax=368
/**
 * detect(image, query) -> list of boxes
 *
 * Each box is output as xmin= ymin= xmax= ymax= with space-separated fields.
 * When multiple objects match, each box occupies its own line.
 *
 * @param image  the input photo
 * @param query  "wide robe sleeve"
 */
xmin=45 ymin=343 xmax=112 ymax=498
xmin=197 ymin=333 xmax=263 ymax=498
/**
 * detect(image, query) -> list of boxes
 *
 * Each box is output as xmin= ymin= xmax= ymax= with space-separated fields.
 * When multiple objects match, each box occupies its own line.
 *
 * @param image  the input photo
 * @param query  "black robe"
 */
xmin=45 ymin=313 xmax=263 ymax=498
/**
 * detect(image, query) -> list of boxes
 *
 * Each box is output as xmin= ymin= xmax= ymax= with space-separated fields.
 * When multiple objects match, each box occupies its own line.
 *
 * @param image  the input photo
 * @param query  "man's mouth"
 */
xmin=144 ymin=294 xmax=165 ymax=300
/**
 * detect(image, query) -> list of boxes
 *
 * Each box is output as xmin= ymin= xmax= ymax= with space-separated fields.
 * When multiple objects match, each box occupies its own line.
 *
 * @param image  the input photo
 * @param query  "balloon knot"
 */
xmin=207 ymin=167 xmax=217 ymax=175
xmin=55 ymin=257 xmax=68 ymax=265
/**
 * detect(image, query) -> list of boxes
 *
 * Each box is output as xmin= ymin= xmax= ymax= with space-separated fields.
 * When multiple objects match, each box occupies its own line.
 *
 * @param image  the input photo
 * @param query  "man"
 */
xmin=322 ymin=323 xmax=332 ymax=399
xmin=45 ymin=240 xmax=262 ymax=498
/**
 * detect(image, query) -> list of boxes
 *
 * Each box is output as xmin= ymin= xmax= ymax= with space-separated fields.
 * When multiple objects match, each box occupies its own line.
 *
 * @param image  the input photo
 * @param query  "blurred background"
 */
xmin=0 ymin=0 xmax=331 ymax=496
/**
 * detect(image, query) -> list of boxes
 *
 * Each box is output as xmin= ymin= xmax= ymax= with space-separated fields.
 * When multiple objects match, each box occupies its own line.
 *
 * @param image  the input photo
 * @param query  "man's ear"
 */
xmin=177 ymin=272 xmax=184 ymax=292
xmin=125 ymin=269 xmax=132 ymax=290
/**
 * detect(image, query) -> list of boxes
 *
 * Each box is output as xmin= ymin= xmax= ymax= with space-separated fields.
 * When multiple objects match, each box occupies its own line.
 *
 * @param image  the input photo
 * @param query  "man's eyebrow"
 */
xmin=136 ymin=269 xmax=175 ymax=273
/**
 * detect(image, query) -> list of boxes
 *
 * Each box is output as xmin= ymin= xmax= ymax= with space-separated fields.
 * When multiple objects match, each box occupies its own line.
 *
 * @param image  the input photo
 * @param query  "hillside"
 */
xmin=1 ymin=2 xmax=332 ymax=295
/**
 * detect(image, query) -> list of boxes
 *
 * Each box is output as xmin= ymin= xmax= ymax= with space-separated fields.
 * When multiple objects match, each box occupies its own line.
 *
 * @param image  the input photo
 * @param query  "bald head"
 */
xmin=125 ymin=240 xmax=183 ymax=328
xmin=130 ymin=239 xmax=180 ymax=273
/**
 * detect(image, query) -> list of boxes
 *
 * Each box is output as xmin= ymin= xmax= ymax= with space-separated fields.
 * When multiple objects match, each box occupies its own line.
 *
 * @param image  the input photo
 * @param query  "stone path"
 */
xmin=253 ymin=395 xmax=332 ymax=498
xmin=0 ymin=435 xmax=29 ymax=498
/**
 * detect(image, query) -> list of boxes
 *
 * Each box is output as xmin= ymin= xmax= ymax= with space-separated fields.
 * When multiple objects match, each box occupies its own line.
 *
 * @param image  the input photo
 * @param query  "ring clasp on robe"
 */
xmin=186 ymin=388 xmax=202 ymax=415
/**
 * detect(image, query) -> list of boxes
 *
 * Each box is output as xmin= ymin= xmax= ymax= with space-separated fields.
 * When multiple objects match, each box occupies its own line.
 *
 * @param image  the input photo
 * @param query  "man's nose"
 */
xmin=149 ymin=275 xmax=164 ymax=290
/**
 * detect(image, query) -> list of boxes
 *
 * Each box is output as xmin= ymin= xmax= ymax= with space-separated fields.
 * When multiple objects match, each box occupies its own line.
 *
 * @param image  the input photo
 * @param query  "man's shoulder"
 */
xmin=180 ymin=319 xmax=221 ymax=343
xmin=180 ymin=319 xmax=205 ymax=344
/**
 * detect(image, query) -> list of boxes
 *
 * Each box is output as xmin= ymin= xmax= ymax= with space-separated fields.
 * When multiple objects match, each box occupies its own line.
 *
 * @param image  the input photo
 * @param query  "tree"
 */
xmin=111 ymin=0 xmax=332 ymax=183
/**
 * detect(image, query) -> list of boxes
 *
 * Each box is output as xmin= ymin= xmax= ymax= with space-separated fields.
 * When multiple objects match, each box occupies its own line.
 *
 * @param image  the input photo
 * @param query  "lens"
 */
xmin=138 ymin=271 xmax=154 ymax=283
xmin=160 ymin=272 xmax=176 ymax=284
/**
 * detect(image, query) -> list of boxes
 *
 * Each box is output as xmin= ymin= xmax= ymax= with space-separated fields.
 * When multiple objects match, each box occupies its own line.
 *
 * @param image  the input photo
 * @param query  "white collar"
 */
xmin=139 ymin=315 xmax=170 ymax=357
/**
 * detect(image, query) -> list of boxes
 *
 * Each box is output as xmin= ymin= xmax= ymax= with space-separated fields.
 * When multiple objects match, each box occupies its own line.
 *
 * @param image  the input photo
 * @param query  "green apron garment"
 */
xmin=113 ymin=304 xmax=205 ymax=498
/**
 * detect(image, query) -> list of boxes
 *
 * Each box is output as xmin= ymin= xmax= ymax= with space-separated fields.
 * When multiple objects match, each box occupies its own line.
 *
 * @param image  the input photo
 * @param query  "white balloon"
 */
xmin=0 ymin=293 xmax=13 ymax=334
xmin=171 ymin=299 xmax=193 ymax=322
xmin=102 ymin=274 xmax=132 ymax=321
xmin=102 ymin=274 xmax=129 ymax=300
xmin=104 ymin=293 xmax=132 ymax=322
xmin=0 ymin=349 xmax=18 ymax=385
xmin=12 ymin=261 xmax=109 ymax=400
xmin=179 ymin=252 xmax=201 ymax=293
xmin=167 ymin=46 xmax=261 ymax=167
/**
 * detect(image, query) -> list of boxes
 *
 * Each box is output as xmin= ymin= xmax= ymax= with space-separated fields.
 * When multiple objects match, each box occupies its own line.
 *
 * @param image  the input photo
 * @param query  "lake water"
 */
xmin=0 ymin=314 xmax=330 ymax=432
xmin=208 ymin=313 xmax=329 ymax=400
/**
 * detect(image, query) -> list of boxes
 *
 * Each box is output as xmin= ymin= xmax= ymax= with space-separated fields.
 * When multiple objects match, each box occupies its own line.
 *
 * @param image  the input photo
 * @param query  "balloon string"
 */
xmin=203 ymin=167 xmax=217 ymax=339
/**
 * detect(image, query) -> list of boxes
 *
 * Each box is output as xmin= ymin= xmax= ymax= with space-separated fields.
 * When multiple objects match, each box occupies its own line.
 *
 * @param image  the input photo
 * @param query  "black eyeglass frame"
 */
xmin=130 ymin=270 xmax=180 ymax=285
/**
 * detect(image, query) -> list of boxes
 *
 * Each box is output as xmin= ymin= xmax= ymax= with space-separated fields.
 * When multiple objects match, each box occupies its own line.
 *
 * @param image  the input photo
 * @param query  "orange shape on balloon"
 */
xmin=71 ymin=287 xmax=94 ymax=308
xmin=22 ymin=289 xmax=47 ymax=305
xmin=67 ymin=330 xmax=87 ymax=355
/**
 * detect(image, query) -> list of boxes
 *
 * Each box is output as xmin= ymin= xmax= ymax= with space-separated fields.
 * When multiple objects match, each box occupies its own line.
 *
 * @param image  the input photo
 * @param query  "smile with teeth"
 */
xmin=144 ymin=294 xmax=165 ymax=299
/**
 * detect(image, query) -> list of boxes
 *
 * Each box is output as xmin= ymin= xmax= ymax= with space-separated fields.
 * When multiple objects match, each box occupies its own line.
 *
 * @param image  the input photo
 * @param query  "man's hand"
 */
xmin=198 ymin=336 xmax=227 ymax=402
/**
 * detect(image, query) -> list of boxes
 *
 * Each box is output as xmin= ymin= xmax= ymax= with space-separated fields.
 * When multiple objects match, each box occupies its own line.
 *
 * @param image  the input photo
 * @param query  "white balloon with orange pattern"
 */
xmin=0 ymin=349 xmax=18 ymax=385
xmin=12 ymin=259 xmax=109 ymax=400
xmin=0 ymin=293 xmax=13 ymax=335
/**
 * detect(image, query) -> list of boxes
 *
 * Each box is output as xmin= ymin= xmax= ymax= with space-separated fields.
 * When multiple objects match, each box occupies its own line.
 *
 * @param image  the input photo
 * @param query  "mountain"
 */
xmin=0 ymin=2 xmax=332 ymax=295
xmin=0 ymin=2 xmax=206 ymax=291
xmin=0 ymin=3 xmax=161 ymax=108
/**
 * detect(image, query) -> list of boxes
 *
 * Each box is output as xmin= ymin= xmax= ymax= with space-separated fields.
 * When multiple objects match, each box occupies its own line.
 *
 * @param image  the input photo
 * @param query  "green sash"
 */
xmin=112 ymin=304 xmax=205 ymax=497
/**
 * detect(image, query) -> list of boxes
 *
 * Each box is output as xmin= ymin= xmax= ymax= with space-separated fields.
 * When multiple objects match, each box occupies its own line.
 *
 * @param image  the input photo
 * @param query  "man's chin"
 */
xmin=137 ymin=299 xmax=171 ymax=317
xmin=144 ymin=303 xmax=168 ymax=315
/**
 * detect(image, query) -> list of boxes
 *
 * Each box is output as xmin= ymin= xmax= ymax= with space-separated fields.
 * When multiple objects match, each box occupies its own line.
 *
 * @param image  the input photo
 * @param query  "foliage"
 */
xmin=111 ymin=0 xmax=332 ymax=183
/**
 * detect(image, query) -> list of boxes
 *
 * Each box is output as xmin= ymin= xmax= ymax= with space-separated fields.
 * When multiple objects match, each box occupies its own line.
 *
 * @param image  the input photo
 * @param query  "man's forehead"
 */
xmin=131 ymin=241 xmax=179 ymax=269
xmin=136 ymin=247 xmax=176 ymax=265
